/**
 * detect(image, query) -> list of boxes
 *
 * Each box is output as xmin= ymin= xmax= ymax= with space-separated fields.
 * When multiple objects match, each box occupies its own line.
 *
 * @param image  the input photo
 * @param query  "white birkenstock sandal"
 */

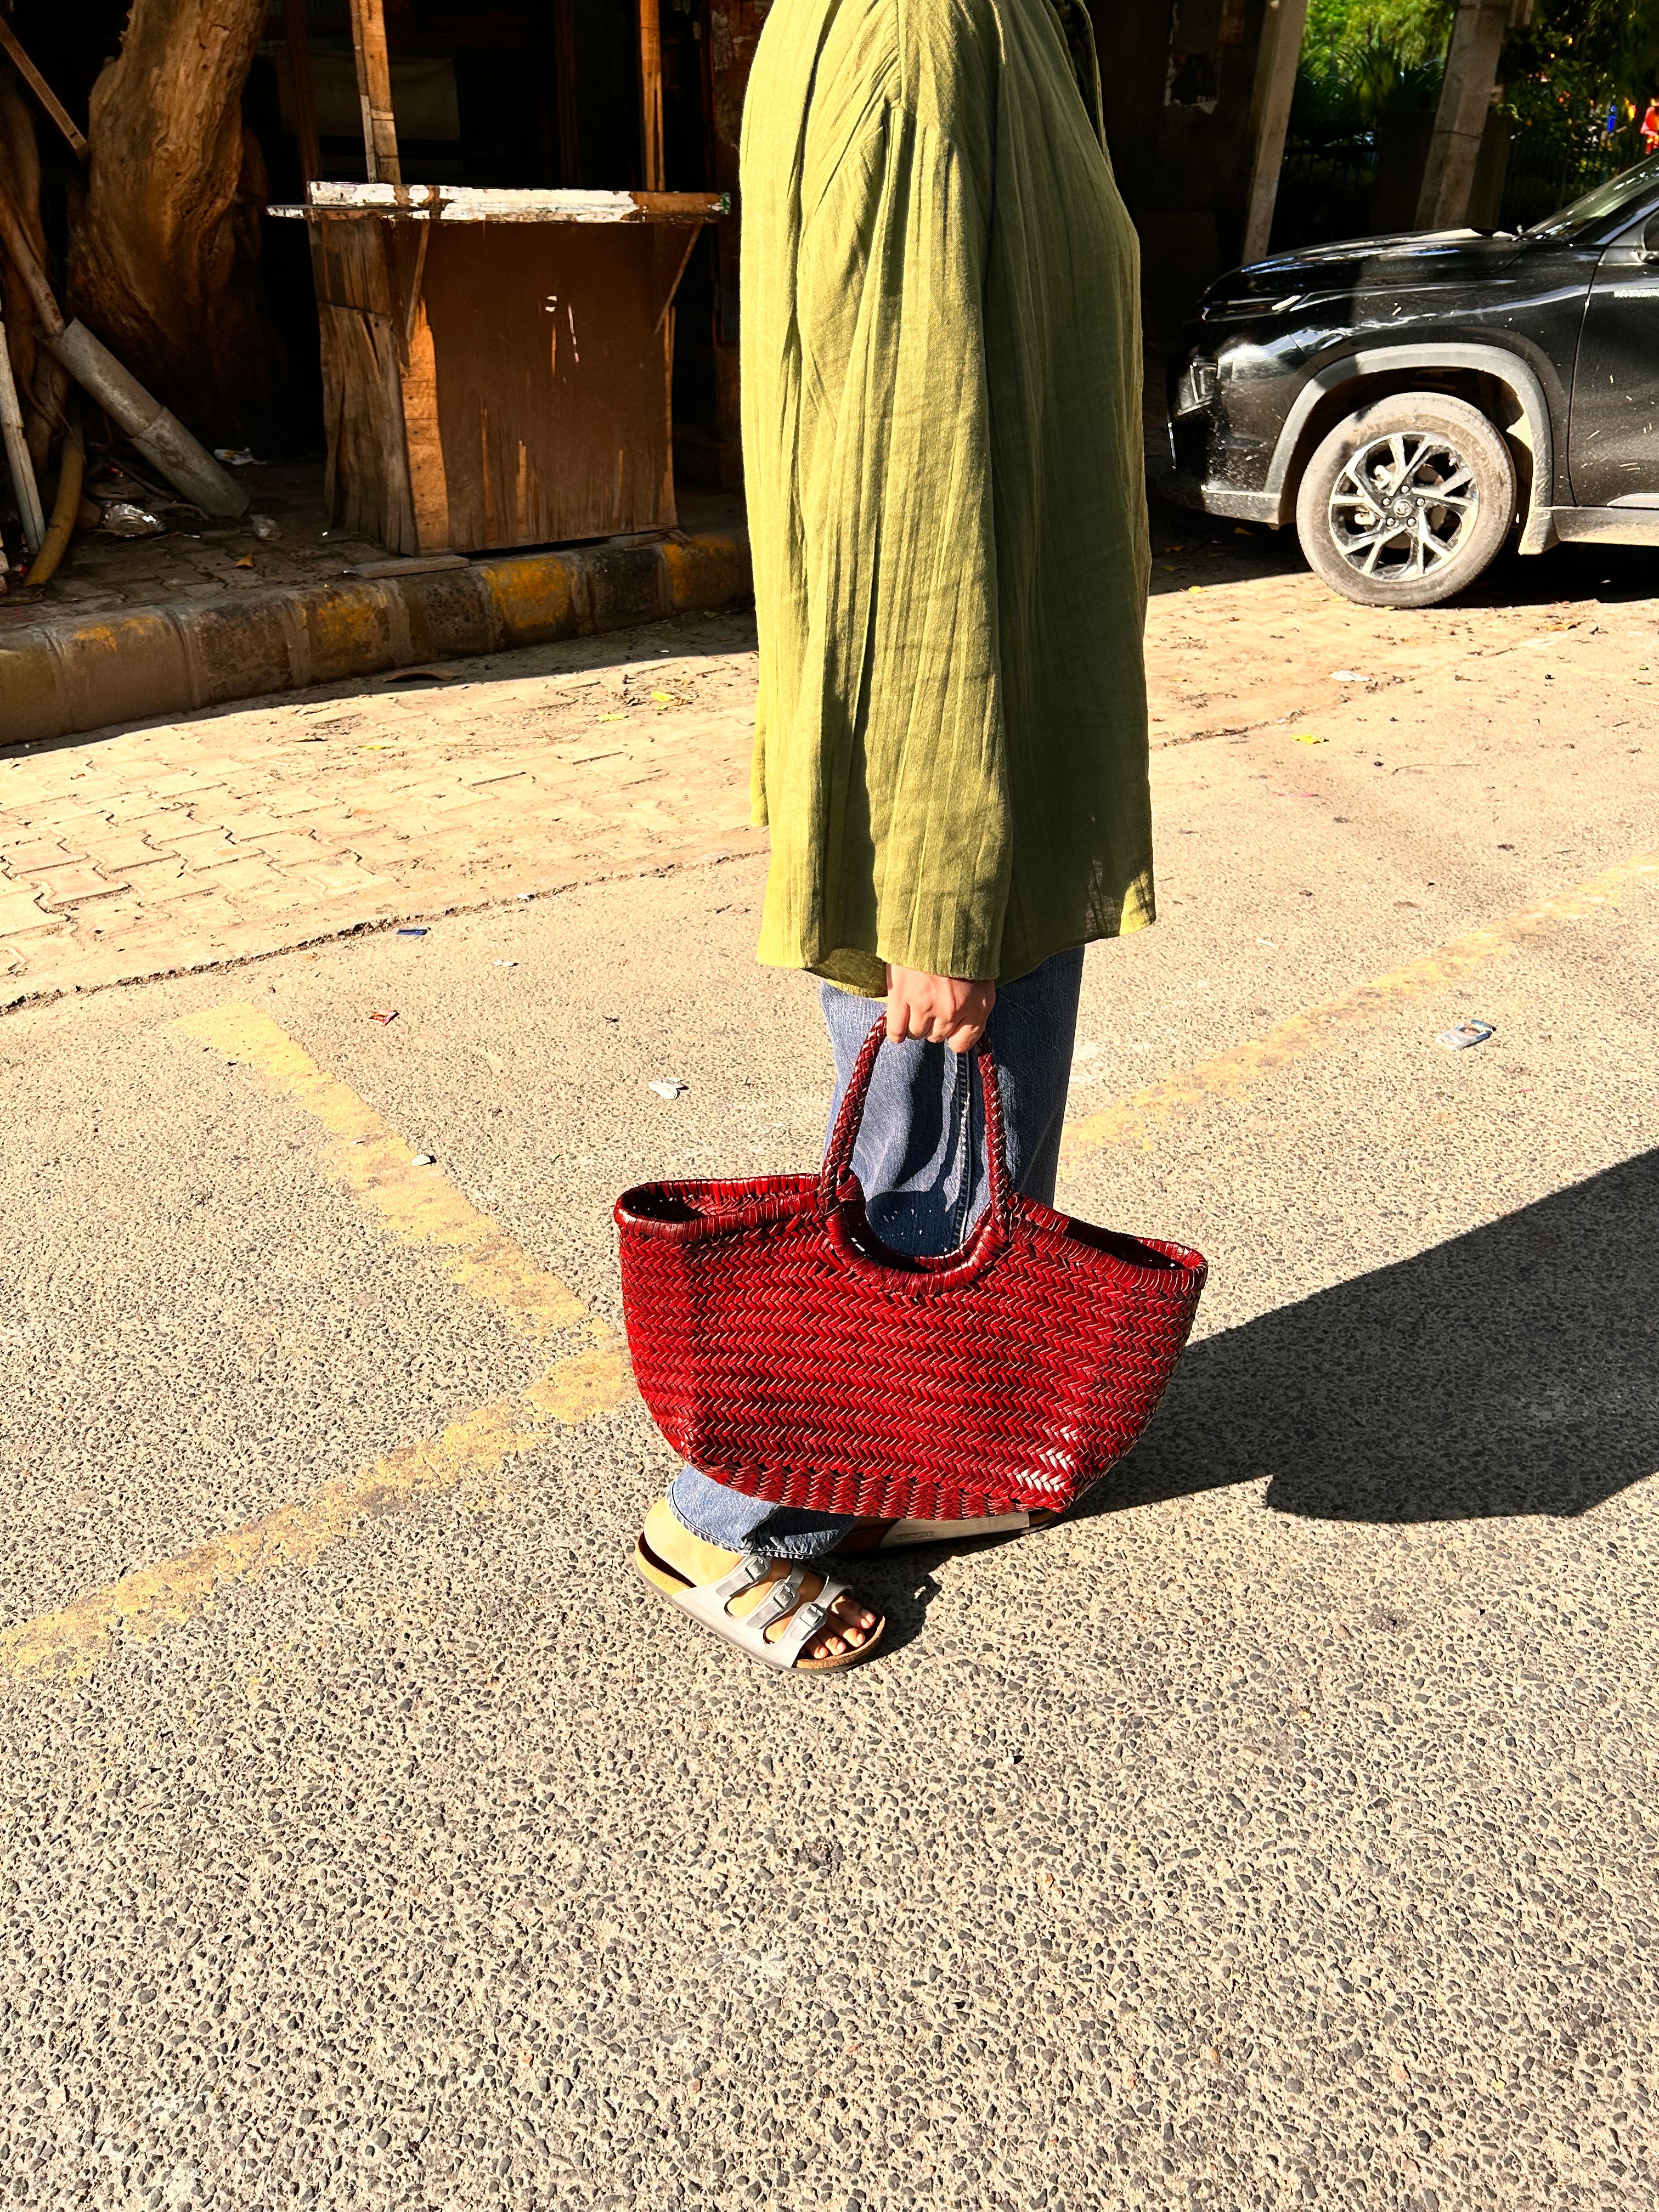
xmin=634 ymin=1522 xmax=884 ymax=1672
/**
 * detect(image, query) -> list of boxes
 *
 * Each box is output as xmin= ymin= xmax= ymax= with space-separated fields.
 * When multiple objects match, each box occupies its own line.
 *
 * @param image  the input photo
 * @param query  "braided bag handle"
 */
xmin=816 ymin=1013 xmax=1014 ymax=1229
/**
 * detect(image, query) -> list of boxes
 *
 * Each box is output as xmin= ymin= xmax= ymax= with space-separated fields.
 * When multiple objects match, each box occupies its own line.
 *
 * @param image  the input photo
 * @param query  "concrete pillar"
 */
xmin=1417 ymin=0 xmax=1531 ymax=230
xmin=1240 ymin=0 xmax=1313 ymax=267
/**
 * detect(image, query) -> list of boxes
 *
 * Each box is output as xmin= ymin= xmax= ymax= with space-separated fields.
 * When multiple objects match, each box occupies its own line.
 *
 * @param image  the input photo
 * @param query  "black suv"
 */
xmin=1164 ymin=151 xmax=1659 ymax=607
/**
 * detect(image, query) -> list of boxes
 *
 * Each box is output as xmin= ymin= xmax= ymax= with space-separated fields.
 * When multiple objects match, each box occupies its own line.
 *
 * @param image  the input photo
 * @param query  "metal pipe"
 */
xmin=0 ymin=188 xmax=246 ymax=518
xmin=0 ymin=306 xmax=46 ymax=555
xmin=47 ymin=320 xmax=248 ymax=518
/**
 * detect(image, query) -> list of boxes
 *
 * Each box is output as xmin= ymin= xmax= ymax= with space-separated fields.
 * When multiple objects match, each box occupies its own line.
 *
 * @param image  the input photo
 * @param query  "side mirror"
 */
xmin=1643 ymin=211 xmax=1659 ymax=261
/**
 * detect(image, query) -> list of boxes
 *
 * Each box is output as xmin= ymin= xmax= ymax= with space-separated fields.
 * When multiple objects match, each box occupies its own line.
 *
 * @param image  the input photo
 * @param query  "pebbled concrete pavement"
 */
xmin=0 ymin=544 xmax=1656 ymax=2210
xmin=4 ymin=526 xmax=1655 ymax=1018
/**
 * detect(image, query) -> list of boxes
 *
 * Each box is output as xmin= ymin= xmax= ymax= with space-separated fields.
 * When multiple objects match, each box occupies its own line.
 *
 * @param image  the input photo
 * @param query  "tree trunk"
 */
xmin=65 ymin=0 xmax=291 ymax=451
xmin=0 ymin=61 xmax=67 ymax=480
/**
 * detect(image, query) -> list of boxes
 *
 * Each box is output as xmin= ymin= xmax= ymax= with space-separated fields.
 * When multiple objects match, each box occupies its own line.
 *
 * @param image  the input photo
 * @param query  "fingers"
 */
xmin=885 ymin=970 xmax=996 ymax=1049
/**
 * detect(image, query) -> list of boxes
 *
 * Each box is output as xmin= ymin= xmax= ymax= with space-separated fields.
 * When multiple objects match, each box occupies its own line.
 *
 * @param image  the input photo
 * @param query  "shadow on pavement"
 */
xmin=837 ymin=1153 xmax=1657 ymax=1650
xmin=1097 ymin=1149 xmax=1659 ymax=1525
xmin=1142 ymin=504 xmax=1659 ymax=609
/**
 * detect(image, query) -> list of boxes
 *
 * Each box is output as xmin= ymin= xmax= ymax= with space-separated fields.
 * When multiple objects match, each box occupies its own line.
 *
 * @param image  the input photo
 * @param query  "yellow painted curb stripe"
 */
xmin=0 ymin=1344 xmax=636 ymax=1683
xmin=1063 ymin=851 xmax=1659 ymax=1161
xmin=172 ymin=1003 xmax=588 ymax=1338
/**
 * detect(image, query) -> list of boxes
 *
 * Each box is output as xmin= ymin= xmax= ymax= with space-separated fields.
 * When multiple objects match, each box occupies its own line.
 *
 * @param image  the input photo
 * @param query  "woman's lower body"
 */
xmin=664 ymin=946 xmax=1086 ymax=1561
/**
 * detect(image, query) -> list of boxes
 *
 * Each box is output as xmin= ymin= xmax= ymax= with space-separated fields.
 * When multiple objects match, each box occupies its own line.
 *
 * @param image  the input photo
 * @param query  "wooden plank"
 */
xmin=414 ymin=223 xmax=674 ymax=550
xmin=316 ymin=216 xmax=417 ymax=552
xmin=311 ymin=211 xmax=396 ymax=317
xmin=346 ymin=0 xmax=402 ymax=186
xmin=639 ymin=0 xmax=665 ymax=193
xmin=278 ymin=0 xmax=323 ymax=188
xmin=399 ymin=293 xmax=452 ymax=552
xmin=0 ymin=19 xmax=88 ymax=161
xmin=648 ymin=224 xmax=701 ymax=335
xmin=283 ymin=184 xmax=726 ymax=223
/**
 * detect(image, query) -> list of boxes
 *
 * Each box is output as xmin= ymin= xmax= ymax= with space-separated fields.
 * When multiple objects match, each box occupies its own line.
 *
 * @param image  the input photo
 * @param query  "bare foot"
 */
xmin=639 ymin=1498 xmax=880 ymax=1662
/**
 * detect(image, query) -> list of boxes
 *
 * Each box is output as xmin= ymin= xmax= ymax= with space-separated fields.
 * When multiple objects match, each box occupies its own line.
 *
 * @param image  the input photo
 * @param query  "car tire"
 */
xmin=1294 ymin=392 xmax=1517 ymax=610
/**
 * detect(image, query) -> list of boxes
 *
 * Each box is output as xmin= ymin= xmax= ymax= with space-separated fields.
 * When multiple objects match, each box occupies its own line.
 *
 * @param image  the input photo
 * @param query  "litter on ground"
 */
xmin=650 ymin=1078 xmax=689 ymax=1099
xmin=1438 ymin=1020 xmax=1496 ymax=1051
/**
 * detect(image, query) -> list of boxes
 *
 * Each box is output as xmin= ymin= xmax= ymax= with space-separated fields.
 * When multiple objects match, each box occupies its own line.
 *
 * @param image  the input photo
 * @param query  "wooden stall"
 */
xmin=272 ymin=0 xmax=723 ymax=556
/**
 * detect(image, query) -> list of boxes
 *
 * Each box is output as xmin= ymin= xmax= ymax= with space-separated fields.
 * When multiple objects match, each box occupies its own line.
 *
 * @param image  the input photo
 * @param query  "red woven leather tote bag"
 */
xmin=615 ymin=1017 xmax=1207 ymax=1522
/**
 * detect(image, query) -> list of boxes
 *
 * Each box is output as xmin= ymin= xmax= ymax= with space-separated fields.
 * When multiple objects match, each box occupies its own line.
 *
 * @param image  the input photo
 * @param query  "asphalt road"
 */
xmin=1 ymin=569 xmax=1656 ymax=2211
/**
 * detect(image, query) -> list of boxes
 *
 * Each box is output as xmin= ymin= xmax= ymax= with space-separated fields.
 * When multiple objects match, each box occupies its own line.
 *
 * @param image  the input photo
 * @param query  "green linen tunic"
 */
xmin=741 ymin=0 xmax=1154 ymax=996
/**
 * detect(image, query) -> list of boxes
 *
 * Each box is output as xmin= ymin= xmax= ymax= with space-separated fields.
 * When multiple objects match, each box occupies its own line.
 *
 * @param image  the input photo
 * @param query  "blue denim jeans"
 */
xmin=668 ymin=947 xmax=1085 ymax=1559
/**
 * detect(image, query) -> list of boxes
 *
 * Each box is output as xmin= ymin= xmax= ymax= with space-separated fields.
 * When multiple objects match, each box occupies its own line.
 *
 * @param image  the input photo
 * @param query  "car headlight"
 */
xmin=1173 ymin=358 xmax=1218 ymax=415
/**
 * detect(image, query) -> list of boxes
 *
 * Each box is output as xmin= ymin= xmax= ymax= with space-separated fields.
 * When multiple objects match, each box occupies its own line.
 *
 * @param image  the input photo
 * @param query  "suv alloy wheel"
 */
xmin=1294 ymin=392 xmax=1517 ymax=609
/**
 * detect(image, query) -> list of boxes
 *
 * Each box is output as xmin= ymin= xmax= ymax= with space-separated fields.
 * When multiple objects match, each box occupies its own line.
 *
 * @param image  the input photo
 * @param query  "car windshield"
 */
xmin=1523 ymin=150 xmax=1659 ymax=239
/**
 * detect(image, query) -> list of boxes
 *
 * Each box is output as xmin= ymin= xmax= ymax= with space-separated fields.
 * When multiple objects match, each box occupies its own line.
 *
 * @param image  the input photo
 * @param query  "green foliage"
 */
xmin=1295 ymin=0 xmax=1452 ymax=132
xmin=1304 ymin=0 xmax=1452 ymax=71
xmin=1501 ymin=0 xmax=1659 ymax=179
xmin=1503 ymin=0 xmax=1659 ymax=99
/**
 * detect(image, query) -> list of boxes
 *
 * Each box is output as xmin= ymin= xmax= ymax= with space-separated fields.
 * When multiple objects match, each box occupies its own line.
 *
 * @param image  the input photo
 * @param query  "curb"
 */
xmin=0 ymin=527 xmax=752 ymax=745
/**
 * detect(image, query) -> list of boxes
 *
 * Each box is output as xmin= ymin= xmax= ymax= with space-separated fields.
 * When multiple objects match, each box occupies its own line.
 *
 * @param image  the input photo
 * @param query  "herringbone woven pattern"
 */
xmin=616 ymin=1019 xmax=1207 ymax=1521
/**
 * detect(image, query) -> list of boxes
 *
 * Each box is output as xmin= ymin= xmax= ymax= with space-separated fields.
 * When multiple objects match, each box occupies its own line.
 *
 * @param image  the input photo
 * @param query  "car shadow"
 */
xmin=865 ymin=1150 xmax=1656 ymax=1650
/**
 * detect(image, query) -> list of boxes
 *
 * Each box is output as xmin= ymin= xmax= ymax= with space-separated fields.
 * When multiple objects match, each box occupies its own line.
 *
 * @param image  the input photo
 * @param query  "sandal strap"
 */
xmin=709 ymin=1550 xmax=775 ymax=1606
xmin=745 ymin=1563 xmax=810 ymax=1634
xmin=672 ymin=1551 xmax=854 ymax=1669
xmin=769 ymin=1571 xmax=853 ymax=1665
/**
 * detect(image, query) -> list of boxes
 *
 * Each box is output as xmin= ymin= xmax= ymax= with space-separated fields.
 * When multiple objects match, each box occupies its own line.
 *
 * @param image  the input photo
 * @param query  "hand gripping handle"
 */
xmin=817 ymin=1013 xmax=1013 ymax=1227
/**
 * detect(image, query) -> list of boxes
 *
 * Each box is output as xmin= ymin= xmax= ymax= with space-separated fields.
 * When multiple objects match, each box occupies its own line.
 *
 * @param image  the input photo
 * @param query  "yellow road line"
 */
xmin=1 ymin=1344 xmax=635 ymax=1683
xmin=9 ymin=993 xmax=636 ymax=1684
xmin=14 ymin=856 xmax=1653 ymax=1688
xmin=173 ymin=1003 xmax=588 ymax=1337
xmin=1063 ymin=850 xmax=1659 ymax=1161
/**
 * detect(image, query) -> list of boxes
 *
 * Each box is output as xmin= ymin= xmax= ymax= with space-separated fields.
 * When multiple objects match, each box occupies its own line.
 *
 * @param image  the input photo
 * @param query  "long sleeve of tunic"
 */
xmin=741 ymin=0 xmax=1154 ymax=996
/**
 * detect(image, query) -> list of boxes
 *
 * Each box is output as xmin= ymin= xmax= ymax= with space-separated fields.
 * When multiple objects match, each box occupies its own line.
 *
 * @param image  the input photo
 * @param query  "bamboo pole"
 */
xmin=0 ymin=18 xmax=88 ymax=162
xmin=0 ymin=304 xmax=45 ymax=554
xmin=639 ymin=0 xmax=664 ymax=193
xmin=281 ymin=0 xmax=323 ymax=188
xmin=0 ymin=185 xmax=245 ymax=517
xmin=347 ymin=0 xmax=401 ymax=185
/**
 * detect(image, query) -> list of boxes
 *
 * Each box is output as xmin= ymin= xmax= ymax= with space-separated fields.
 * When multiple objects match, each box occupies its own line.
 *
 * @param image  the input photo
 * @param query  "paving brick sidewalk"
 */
xmin=0 ymin=545 xmax=1638 ymax=1013
xmin=0 ymin=612 xmax=764 ymax=1009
